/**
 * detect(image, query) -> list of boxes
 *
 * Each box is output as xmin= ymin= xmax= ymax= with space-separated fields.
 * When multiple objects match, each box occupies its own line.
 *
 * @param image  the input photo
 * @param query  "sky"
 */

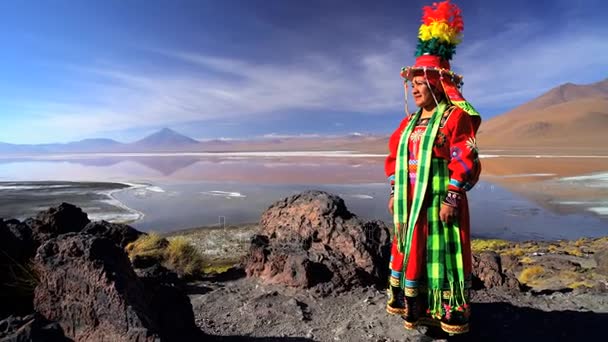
xmin=0 ymin=0 xmax=606 ymax=144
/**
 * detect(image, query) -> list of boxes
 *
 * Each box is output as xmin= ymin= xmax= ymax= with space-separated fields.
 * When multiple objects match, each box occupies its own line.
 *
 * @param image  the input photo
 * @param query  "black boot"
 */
xmin=386 ymin=284 xmax=407 ymax=315
xmin=402 ymin=295 xmax=420 ymax=329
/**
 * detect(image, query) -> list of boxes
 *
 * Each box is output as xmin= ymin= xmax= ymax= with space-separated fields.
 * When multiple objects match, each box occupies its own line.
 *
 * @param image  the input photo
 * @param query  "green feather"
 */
xmin=415 ymin=38 xmax=457 ymax=61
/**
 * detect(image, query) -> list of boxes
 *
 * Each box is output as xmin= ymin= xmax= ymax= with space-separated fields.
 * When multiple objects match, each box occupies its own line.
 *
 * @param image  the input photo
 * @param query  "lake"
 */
xmin=0 ymin=152 xmax=606 ymax=241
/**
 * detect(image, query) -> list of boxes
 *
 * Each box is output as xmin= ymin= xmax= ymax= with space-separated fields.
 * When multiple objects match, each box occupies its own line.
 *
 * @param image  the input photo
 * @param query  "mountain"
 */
xmin=41 ymin=138 xmax=124 ymax=153
xmin=0 ymin=130 xmax=391 ymax=155
xmin=0 ymin=142 xmax=47 ymax=154
xmin=128 ymin=128 xmax=201 ymax=151
xmin=478 ymin=78 xmax=608 ymax=150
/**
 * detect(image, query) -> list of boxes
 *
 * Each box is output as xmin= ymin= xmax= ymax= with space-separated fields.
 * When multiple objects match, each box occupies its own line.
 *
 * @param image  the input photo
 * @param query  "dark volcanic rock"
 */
xmin=33 ymin=233 xmax=160 ymax=341
xmin=81 ymin=220 xmax=142 ymax=248
xmin=0 ymin=219 xmax=36 ymax=261
xmin=33 ymin=233 xmax=203 ymax=341
xmin=0 ymin=313 xmax=69 ymax=342
xmin=136 ymin=264 xmax=201 ymax=340
xmin=472 ymin=251 xmax=520 ymax=290
xmin=25 ymin=203 xmax=90 ymax=244
xmin=243 ymin=191 xmax=391 ymax=295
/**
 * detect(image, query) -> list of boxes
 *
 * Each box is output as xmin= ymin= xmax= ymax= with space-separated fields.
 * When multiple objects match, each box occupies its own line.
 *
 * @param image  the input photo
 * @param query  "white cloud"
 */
xmin=8 ymin=40 xmax=410 ymax=142
xmin=456 ymin=19 xmax=608 ymax=111
xmin=6 ymin=13 xmax=607 ymax=143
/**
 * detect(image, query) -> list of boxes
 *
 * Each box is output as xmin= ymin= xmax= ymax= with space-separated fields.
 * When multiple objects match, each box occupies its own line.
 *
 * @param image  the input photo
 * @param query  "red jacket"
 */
xmin=385 ymin=106 xmax=481 ymax=192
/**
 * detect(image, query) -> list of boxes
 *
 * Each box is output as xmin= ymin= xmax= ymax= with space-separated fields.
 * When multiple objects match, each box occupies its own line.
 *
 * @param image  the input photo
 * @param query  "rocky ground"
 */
xmin=178 ymin=232 xmax=608 ymax=341
xmin=1 ymin=191 xmax=607 ymax=342
xmin=189 ymin=275 xmax=608 ymax=342
xmin=173 ymin=191 xmax=608 ymax=342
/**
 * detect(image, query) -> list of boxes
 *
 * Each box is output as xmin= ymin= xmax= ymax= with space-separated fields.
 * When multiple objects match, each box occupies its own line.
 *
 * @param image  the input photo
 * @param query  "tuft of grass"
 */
xmin=125 ymin=232 xmax=168 ymax=260
xmin=503 ymin=246 xmax=525 ymax=257
xmin=203 ymin=263 xmax=235 ymax=274
xmin=471 ymin=239 xmax=510 ymax=253
xmin=126 ymin=233 xmax=206 ymax=278
xmin=568 ymin=280 xmax=595 ymax=289
xmin=1 ymin=259 xmax=39 ymax=298
xmin=565 ymin=247 xmax=584 ymax=257
xmin=518 ymin=265 xmax=546 ymax=285
xmin=165 ymin=236 xmax=206 ymax=277
xmin=520 ymin=256 xmax=535 ymax=264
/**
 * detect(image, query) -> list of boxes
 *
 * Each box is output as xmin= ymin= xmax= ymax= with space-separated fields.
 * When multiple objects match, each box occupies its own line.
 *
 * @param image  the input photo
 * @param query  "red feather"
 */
xmin=421 ymin=0 xmax=464 ymax=33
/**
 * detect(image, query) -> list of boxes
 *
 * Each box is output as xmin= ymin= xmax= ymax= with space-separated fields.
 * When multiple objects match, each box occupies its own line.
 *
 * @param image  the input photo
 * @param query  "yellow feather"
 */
xmin=418 ymin=24 xmax=432 ymax=41
xmin=418 ymin=21 xmax=462 ymax=44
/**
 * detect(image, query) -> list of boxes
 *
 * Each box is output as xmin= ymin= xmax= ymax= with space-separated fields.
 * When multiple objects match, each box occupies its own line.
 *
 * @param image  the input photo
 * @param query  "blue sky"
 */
xmin=0 ymin=0 xmax=606 ymax=144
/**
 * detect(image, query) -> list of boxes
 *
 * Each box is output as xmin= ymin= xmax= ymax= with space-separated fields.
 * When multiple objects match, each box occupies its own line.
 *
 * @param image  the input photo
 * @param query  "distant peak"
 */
xmin=158 ymin=127 xmax=176 ymax=133
xmin=134 ymin=127 xmax=199 ymax=146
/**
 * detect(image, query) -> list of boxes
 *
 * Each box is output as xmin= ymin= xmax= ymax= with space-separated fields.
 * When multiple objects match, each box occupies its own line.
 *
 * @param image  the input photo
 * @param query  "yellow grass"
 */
xmin=565 ymin=247 xmax=584 ymax=257
xmin=518 ymin=265 xmax=546 ymax=285
xmin=126 ymin=233 xmax=206 ymax=277
xmin=503 ymin=247 xmax=525 ymax=257
xmin=203 ymin=263 xmax=234 ymax=274
xmin=165 ymin=236 xmax=206 ymax=277
xmin=471 ymin=239 xmax=510 ymax=253
xmin=520 ymin=256 xmax=535 ymax=264
xmin=125 ymin=232 xmax=167 ymax=259
xmin=568 ymin=280 xmax=595 ymax=289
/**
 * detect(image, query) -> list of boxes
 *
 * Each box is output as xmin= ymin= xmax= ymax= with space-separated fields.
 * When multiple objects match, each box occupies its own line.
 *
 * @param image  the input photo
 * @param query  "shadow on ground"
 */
xmin=202 ymin=267 xmax=247 ymax=282
xmin=463 ymin=302 xmax=608 ymax=341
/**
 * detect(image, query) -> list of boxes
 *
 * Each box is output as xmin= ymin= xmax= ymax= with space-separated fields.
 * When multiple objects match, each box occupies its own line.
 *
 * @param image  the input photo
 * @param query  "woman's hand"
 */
xmin=388 ymin=196 xmax=394 ymax=215
xmin=440 ymin=203 xmax=458 ymax=225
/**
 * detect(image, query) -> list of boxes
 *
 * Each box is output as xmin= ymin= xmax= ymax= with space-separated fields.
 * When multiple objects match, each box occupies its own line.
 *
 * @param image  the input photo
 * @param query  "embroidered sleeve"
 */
xmin=446 ymin=109 xmax=481 ymax=192
xmin=385 ymin=116 xmax=410 ymax=186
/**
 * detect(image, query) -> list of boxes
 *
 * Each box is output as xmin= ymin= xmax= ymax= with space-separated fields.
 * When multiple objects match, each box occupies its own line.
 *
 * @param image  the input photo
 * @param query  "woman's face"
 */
xmin=411 ymin=76 xmax=435 ymax=108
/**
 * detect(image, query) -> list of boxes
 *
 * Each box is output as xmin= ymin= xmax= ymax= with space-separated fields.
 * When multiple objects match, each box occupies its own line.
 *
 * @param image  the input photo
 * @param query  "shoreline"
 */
xmin=104 ymin=182 xmax=147 ymax=223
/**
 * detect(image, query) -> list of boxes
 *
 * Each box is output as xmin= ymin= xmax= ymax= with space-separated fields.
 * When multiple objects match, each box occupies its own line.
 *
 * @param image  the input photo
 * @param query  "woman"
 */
xmin=384 ymin=0 xmax=481 ymax=335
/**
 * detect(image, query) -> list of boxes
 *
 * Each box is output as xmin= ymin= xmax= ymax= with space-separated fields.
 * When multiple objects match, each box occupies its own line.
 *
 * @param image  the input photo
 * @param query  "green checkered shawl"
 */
xmin=393 ymin=101 xmax=467 ymax=318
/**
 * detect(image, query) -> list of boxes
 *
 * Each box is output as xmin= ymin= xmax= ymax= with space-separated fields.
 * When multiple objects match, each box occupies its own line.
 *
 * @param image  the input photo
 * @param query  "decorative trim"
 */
xmin=443 ymin=190 xmax=462 ymax=208
xmin=386 ymin=304 xmax=408 ymax=316
xmin=404 ymin=279 xmax=419 ymax=288
xmin=449 ymin=178 xmax=464 ymax=189
xmin=404 ymin=287 xmax=419 ymax=297
xmin=403 ymin=320 xmax=418 ymax=330
xmin=441 ymin=322 xmax=470 ymax=335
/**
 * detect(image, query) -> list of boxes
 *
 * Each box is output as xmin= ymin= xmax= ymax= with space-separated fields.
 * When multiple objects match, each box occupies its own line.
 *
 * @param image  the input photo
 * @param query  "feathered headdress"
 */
xmin=416 ymin=0 xmax=464 ymax=62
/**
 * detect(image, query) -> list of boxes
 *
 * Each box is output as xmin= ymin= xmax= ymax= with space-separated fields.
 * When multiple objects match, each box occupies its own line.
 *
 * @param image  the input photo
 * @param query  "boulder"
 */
xmin=472 ymin=251 xmax=520 ymax=290
xmin=25 ymin=203 xmax=90 ymax=244
xmin=243 ymin=191 xmax=391 ymax=294
xmin=33 ymin=232 xmax=204 ymax=341
xmin=33 ymin=233 xmax=160 ymax=341
xmin=135 ymin=264 xmax=201 ymax=340
xmin=81 ymin=220 xmax=142 ymax=248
